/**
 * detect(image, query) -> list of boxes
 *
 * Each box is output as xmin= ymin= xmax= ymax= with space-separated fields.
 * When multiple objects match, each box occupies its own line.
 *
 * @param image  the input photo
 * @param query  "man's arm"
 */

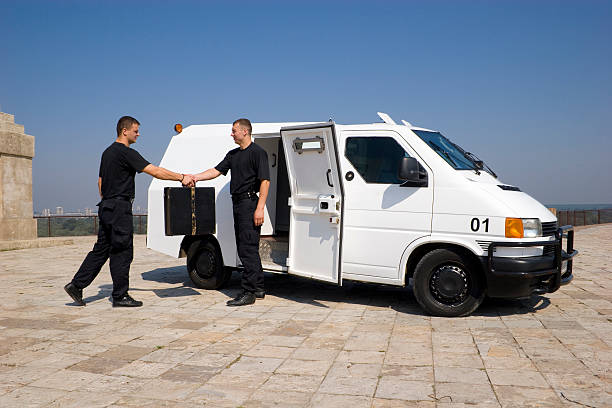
xmin=192 ymin=168 xmax=222 ymax=182
xmin=98 ymin=177 xmax=102 ymax=198
xmin=142 ymin=164 xmax=192 ymax=185
xmin=254 ymin=180 xmax=270 ymax=226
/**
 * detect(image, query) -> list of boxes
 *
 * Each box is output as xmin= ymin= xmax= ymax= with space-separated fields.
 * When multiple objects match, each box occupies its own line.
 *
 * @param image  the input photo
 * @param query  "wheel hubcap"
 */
xmin=195 ymin=251 xmax=215 ymax=279
xmin=430 ymin=265 xmax=469 ymax=305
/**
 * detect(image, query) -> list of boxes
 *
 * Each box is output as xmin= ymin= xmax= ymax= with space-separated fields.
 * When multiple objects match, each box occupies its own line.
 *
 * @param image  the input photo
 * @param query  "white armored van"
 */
xmin=147 ymin=113 xmax=577 ymax=317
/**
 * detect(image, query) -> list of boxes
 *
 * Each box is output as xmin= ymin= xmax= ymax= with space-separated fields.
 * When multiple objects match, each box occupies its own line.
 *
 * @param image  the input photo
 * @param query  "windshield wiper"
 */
xmin=444 ymin=140 xmax=482 ymax=175
xmin=465 ymin=151 xmax=497 ymax=178
xmin=428 ymin=141 xmax=458 ymax=167
xmin=463 ymin=153 xmax=482 ymax=175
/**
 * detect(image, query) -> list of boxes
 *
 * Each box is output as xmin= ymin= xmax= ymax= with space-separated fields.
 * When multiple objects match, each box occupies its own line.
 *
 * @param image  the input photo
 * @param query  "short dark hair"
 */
xmin=233 ymin=118 xmax=252 ymax=135
xmin=116 ymin=116 xmax=140 ymax=136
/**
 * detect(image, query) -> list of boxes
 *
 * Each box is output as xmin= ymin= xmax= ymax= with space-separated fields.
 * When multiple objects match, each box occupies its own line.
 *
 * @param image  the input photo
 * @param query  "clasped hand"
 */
xmin=182 ymin=174 xmax=196 ymax=187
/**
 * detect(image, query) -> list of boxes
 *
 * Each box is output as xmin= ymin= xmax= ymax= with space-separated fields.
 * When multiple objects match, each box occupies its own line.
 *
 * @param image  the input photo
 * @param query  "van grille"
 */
xmin=541 ymin=221 xmax=558 ymax=256
xmin=542 ymin=221 xmax=557 ymax=237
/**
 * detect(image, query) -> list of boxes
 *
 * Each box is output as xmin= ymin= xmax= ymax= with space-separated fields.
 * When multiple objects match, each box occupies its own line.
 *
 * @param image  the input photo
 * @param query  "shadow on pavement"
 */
xmin=139 ymin=266 xmax=419 ymax=311
xmin=476 ymin=295 xmax=552 ymax=316
xmin=137 ymin=266 xmax=553 ymax=317
xmin=141 ymin=266 xmax=191 ymax=285
xmin=81 ymin=284 xmax=113 ymax=304
xmin=140 ymin=266 xmax=202 ymax=297
xmin=251 ymin=272 xmax=425 ymax=315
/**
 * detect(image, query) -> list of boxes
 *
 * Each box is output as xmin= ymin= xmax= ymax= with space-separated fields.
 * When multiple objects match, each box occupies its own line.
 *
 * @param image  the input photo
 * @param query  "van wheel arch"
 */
xmin=407 ymin=244 xmax=486 ymax=317
xmin=405 ymin=243 xmax=484 ymax=282
xmin=183 ymin=235 xmax=232 ymax=290
xmin=180 ymin=235 xmax=215 ymax=258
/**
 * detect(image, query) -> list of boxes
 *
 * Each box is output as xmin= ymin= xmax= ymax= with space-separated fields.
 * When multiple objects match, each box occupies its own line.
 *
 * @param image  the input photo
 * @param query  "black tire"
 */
xmin=412 ymin=248 xmax=484 ymax=317
xmin=187 ymin=240 xmax=231 ymax=290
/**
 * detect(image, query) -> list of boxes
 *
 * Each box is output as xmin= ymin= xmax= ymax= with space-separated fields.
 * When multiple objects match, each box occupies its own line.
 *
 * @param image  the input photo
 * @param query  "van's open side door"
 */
xmin=280 ymin=123 xmax=343 ymax=284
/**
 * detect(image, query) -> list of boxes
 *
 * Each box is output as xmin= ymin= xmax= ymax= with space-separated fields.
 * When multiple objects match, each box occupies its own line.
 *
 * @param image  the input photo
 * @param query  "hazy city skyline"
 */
xmin=36 ymin=205 xmax=147 ymax=216
xmin=1 ymin=1 xmax=611 ymax=212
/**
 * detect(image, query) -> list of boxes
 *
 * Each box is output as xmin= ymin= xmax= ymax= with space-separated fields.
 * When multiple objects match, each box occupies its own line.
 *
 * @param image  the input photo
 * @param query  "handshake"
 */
xmin=181 ymin=174 xmax=197 ymax=188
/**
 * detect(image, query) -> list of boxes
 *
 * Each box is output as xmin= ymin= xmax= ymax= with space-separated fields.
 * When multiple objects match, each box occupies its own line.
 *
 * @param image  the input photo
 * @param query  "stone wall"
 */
xmin=0 ymin=112 xmax=37 ymax=241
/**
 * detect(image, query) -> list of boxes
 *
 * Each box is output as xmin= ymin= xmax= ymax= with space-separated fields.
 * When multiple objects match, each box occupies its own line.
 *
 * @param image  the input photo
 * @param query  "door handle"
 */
xmin=271 ymin=153 xmax=277 ymax=168
xmin=326 ymin=169 xmax=333 ymax=187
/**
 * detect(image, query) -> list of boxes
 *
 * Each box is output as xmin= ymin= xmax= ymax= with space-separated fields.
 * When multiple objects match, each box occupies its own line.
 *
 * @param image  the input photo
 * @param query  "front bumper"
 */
xmin=480 ymin=226 xmax=578 ymax=298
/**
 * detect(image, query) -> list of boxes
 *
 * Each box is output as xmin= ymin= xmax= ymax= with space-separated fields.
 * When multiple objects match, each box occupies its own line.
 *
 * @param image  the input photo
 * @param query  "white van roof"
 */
xmin=178 ymin=113 xmax=438 ymax=135
xmin=179 ymin=122 xmax=318 ymax=136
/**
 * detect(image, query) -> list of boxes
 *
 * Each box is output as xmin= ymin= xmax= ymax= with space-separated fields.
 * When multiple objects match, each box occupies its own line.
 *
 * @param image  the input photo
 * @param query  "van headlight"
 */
xmin=505 ymin=218 xmax=542 ymax=238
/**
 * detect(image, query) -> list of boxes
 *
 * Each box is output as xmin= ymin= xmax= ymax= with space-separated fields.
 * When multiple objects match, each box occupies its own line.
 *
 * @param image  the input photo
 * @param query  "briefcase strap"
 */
xmin=191 ymin=187 xmax=196 ymax=235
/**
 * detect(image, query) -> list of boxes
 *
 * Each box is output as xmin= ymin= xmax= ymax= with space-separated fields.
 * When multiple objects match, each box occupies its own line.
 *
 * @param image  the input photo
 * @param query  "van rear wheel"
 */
xmin=412 ymin=248 xmax=484 ymax=317
xmin=187 ymin=240 xmax=231 ymax=290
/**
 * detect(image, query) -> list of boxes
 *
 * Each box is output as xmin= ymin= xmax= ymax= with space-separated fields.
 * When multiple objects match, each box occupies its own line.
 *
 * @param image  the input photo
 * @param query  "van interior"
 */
xmin=253 ymin=135 xmax=291 ymax=272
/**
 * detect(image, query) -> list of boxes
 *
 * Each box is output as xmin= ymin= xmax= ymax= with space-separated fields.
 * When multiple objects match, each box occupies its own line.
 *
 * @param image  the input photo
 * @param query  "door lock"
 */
xmin=318 ymin=194 xmax=339 ymax=214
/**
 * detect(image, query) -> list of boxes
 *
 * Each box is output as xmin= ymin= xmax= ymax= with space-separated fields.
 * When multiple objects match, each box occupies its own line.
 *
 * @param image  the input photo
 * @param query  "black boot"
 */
xmin=227 ymin=291 xmax=256 ymax=306
xmin=254 ymin=290 xmax=265 ymax=299
xmin=112 ymin=293 xmax=143 ymax=307
xmin=64 ymin=282 xmax=85 ymax=306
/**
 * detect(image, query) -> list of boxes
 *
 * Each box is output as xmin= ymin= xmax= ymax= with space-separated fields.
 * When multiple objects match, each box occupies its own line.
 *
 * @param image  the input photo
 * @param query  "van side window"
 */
xmin=345 ymin=137 xmax=410 ymax=184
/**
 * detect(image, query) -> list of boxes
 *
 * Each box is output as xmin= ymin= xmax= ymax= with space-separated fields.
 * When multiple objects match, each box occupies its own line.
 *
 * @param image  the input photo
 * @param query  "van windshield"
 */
xmin=412 ymin=130 xmax=493 ymax=175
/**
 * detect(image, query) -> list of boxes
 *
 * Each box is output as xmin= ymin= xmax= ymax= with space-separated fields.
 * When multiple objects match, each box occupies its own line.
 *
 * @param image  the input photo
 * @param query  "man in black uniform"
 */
xmin=64 ymin=116 xmax=194 ymax=307
xmin=190 ymin=118 xmax=270 ymax=306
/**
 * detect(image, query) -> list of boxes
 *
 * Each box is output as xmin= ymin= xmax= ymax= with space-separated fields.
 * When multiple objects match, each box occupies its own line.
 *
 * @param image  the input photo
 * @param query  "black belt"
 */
xmin=231 ymin=191 xmax=258 ymax=202
xmin=108 ymin=196 xmax=134 ymax=203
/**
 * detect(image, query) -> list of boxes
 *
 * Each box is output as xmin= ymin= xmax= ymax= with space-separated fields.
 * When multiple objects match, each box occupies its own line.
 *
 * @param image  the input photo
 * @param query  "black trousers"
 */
xmin=71 ymin=199 xmax=134 ymax=299
xmin=232 ymin=197 xmax=264 ymax=293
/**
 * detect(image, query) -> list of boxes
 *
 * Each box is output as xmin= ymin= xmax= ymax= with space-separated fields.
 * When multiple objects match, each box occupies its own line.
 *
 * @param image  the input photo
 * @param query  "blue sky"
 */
xmin=1 ymin=0 xmax=611 ymax=212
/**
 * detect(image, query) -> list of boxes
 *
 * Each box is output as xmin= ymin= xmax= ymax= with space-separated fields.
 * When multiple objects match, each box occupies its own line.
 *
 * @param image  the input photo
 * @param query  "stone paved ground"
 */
xmin=0 ymin=225 xmax=611 ymax=407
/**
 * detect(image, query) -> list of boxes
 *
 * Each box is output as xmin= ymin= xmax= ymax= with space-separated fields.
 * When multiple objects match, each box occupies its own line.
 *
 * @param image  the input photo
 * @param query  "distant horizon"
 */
xmin=544 ymin=203 xmax=612 ymax=210
xmin=33 ymin=202 xmax=612 ymax=214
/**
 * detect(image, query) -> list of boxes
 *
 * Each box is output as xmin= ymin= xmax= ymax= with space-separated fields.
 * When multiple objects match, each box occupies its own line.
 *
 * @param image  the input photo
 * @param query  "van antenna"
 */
xmin=377 ymin=112 xmax=396 ymax=125
xmin=401 ymin=120 xmax=413 ymax=127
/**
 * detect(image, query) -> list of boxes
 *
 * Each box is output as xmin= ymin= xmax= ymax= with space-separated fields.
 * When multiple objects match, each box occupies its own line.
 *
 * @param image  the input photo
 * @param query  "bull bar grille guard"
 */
xmin=487 ymin=226 xmax=578 ymax=293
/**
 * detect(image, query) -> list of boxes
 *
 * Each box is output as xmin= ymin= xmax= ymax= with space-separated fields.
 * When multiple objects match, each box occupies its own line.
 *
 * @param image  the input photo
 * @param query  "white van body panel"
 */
xmin=474 ymin=182 xmax=557 ymax=221
xmin=335 ymin=126 xmax=433 ymax=281
xmin=147 ymin=122 xmax=313 ymax=262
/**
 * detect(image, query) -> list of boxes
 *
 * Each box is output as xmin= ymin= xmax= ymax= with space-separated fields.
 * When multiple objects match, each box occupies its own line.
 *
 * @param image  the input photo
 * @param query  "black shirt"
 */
xmin=99 ymin=142 xmax=150 ymax=200
xmin=215 ymin=142 xmax=270 ymax=195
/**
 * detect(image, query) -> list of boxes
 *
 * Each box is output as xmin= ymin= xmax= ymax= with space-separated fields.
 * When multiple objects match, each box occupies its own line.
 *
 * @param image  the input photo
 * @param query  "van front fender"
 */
xmin=399 ymin=235 xmax=483 ymax=286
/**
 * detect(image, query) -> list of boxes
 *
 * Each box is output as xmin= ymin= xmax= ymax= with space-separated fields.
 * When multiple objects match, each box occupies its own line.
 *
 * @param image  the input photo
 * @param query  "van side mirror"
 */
xmin=398 ymin=157 xmax=428 ymax=187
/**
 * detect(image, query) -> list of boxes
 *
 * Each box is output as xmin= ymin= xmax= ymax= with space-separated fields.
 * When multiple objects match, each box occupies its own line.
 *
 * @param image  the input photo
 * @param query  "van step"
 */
xmin=259 ymin=236 xmax=288 ymax=267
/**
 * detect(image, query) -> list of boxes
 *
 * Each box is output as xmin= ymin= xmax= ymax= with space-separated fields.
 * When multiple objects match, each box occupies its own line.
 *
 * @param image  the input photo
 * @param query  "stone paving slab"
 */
xmin=0 ymin=225 xmax=611 ymax=407
xmin=0 ymin=237 xmax=74 ymax=252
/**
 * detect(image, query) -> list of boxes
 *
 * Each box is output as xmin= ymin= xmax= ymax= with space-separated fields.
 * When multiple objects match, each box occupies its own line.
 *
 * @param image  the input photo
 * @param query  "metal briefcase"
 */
xmin=163 ymin=187 xmax=215 ymax=236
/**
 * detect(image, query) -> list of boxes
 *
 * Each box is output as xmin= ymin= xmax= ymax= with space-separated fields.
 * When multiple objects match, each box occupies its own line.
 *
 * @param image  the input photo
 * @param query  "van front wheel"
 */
xmin=412 ymin=248 xmax=484 ymax=317
xmin=187 ymin=240 xmax=231 ymax=290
